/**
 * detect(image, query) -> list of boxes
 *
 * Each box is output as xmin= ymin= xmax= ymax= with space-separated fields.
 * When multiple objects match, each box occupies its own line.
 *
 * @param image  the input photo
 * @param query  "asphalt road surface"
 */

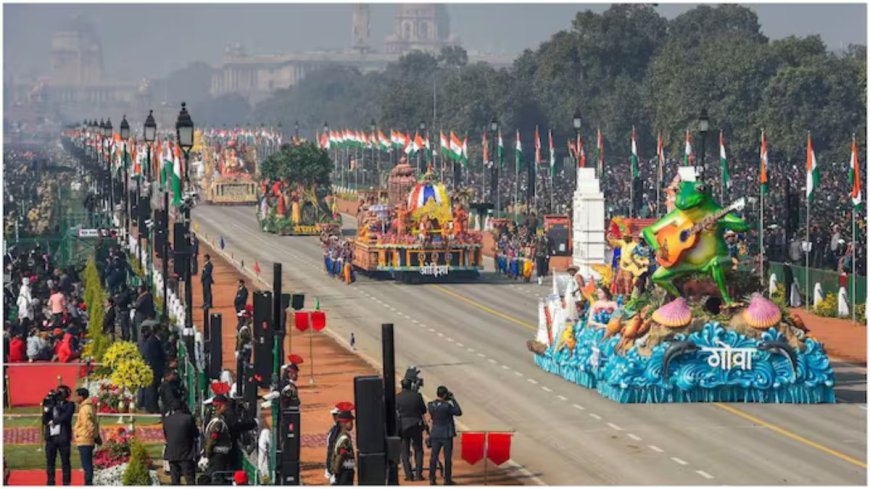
xmin=193 ymin=204 xmax=867 ymax=485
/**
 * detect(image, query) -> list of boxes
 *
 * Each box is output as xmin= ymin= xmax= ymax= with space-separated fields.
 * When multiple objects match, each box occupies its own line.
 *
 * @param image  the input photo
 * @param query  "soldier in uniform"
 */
xmin=280 ymin=354 xmax=303 ymax=407
xmin=325 ymin=402 xmax=353 ymax=482
xmin=204 ymin=394 xmax=233 ymax=482
xmin=330 ymin=409 xmax=356 ymax=486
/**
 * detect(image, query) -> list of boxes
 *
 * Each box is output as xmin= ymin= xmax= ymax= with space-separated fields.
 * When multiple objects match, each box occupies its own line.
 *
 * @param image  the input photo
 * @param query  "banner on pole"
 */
xmin=486 ymin=432 xmax=512 ymax=465
xmin=460 ymin=432 xmax=486 ymax=465
xmin=294 ymin=312 xmax=310 ymax=332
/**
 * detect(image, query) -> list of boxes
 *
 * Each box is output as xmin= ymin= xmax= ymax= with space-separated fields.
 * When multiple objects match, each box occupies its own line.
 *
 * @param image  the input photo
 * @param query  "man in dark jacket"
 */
xmin=115 ymin=286 xmax=133 ymax=341
xmin=103 ymin=297 xmax=116 ymax=340
xmin=427 ymin=386 xmax=462 ymax=486
xmin=163 ymin=400 xmax=199 ymax=485
xmin=396 ymin=379 xmax=427 ymax=481
xmin=158 ymin=369 xmax=186 ymax=416
xmin=133 ymin=285 xmax=155 ymax=333
xmin=43 ymin=385 xmax=75 ymax=486
xmin=201 ymin=254 xmax=213 ymax=309
xmin=139 ymin=325 xmax=166 ymax=414
xmin=234 ymin=280 xmax=248 ymax=327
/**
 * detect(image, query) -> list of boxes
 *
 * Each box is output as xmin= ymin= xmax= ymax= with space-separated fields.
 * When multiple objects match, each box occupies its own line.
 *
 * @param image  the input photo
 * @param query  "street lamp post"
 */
xmin=294 ymin=120 xmax=300 ymax=141
xmin=697 ymin=108 xmax=709 ymax=181
xmin=144 ymin=110 xmax=157 ymax=290
xmin=104 ymin=119 xmax=114 ymax=231
xmin=572 ymin=109 xmax=582 ymax=207
xmin=370 ymin=119 xmax=376 ymax=188
xmin=176 ymin=103 xmax=195 ymax=346
xmin=120 ymin=115 xmax=130 ymax=247
xmin=489 ymin=117 xmax=499 ymax=214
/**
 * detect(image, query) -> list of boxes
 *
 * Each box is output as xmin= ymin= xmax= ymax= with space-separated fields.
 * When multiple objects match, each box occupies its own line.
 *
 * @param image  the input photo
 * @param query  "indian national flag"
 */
xmin=172 ymin=143 xmax=183 ymax=207
xmin=497 ymin=129 xmax=504 ymax=168
xmin=596 ymin=127 xmax=604 ymax=175
xmin=482 ymin=131 xmax=489 ymax=167
xmin=577 ymin=136 xmax=586 ymax=169
xmin=404 ymin=132 xmax=416 ymax=155
xmin=630 ymin=126 xmax=639 ymax=178
xmin=850 ymin=136 xmax=862 ymax=210
xmin=440 ymin=131 xmax=449 ymax=157
xmin=378 ymin=129 xmax=390 ymax=151
xmin=656 ymin=132 xmax=664 ymax=183
xmin=460 ymin=134 xmax=469 ymax=167
xmin=449 ymin=131 xmax=463 ymax=162
xmin=161 ymin=142 xmax=174 ymax=190
xmin=534 ymin=126 xmax=542 ymax=165
xmin=391 ymin=130 xmax=403 ymax=148
xmin=684 ymin=129 xmax=693 ymax=166
xmin=720 ymin=130 xmax=730 ymax=189
xmin=515 ymin=130 xmax=523 ymax=172
xmin=806 ymin=132 xmax=819 ymax=202
xmin=548 ymin=128 xmax=555 ymax=176
xmin=759 ymin=130 xmax=769 ymax=195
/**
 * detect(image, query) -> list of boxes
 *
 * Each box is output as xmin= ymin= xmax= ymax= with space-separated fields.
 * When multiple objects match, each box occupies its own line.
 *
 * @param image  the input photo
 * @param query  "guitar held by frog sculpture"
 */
xmin=642 ymin=182 xmax=750 ymax=306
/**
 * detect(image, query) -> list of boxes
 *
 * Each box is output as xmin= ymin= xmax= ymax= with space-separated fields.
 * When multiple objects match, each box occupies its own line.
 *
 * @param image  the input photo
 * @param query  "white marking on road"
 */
xmin=446 ymin=337 xmax=454 ymax=342
xmin=589 ymin=413 xmax=602 ymax=420
xmin=627 ymin=433 xmax=642 ymax=441
xmin=429 ymin=328 xmax=436 ymax=333
xmin=648 ymin=445 xmax=664 ymax=453
xmin=412 ymin=319 xmax=420 ymax=324
xmin=556 ymin=395 xmax=567 ymax=401
xmin=671 ymin=457 xmax=688 ymax=466
xmin=456 ymin=343 xmax=464 ymax=348
xmin=572 ymin=404 xmax=585 ymax=411
xmin=527 ymin=379 xmax=538 ymax=385
xmin=418 ymin=323 xmax=426 ymax=328
xmin=606 ymin=422 xmax=623 ymax=431
xmin=437 ymin=332 xmax=444 ymax=337
xmin=696 ymin=470 xmax=714 ymax=480
xmin=541 ymin=386 xmax=552 ymax=393
xmin=514 ymin=371 xmax=523 ymax=377
xmin=502 ymin=364 xmax=510 ymax=369
xmin=467 ymin=348 xmax=475 ymax=353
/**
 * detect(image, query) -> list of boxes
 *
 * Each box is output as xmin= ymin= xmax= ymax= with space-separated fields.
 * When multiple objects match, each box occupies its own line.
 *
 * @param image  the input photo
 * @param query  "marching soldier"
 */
xmin=204 ymin=394 xmax=233 ymax=481
xmin=330 ymin=408 xmax=356 ymax=486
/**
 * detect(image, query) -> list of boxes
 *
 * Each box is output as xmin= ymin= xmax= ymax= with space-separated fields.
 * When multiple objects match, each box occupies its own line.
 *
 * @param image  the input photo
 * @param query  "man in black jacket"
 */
xmin=427 ymin=386 xmax=462 ymax=486
xmin=139 ymin=325 xmax=166 ymax=414
xmin=163 ymin=400 xmax=199 ymax=485
xmin=201 ymin=254 xmax=213 ymax=309
xmin=234 ymin=280 xmax=248 ymax=327
xmin=133 ymin=285 xmax=155 ymax=334
xmin=42 ymin=385 xmax=75 ymax=486
xmin=158 ymin=369 xmax=186 ymax=416
xmin=396 ymin=379 xmax=427 ymax=481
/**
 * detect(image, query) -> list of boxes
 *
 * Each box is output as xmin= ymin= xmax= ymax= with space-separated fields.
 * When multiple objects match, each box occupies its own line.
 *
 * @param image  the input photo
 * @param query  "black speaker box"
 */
xmin=279 ymin=293 xmax=291 ymax=330
xmin=173 ymin=222 xmax=189 ymax=253
xmin=208 ymin=314 xmax=222 ymax=380
xmin=253 ymin=291 xmax=274 ymax=387
xmin=357 ymin=452 xmax=386 ymax=486
xmin=291 ymin=293 xmax=305 ymax=311
xmin=243 ymin=363 xmax=258 ymax=406
xmin=279 ymin=406 xmax=301 ymax=485
xmin=353 ymin=375 xmax=386 ymax=454
xmin=173 ymin=250 xmax=188 ymax=277
xmin=137 ymin=196 xmax=149 ymax=229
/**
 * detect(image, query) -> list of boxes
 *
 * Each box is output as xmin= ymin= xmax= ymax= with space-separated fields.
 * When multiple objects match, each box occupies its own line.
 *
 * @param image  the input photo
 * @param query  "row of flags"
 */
xmin=202 ymin=128 xmax=282 ymax=147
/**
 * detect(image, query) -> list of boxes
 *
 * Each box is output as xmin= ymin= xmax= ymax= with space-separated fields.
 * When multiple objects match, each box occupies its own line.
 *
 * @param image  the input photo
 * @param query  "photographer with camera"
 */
xmin=427 ymin=386 xmax=462 ymax=486
xmin=396 ymin=367 xmax=427 ymax=481
xmin=42 ymin=385 xmax=74 ymax=486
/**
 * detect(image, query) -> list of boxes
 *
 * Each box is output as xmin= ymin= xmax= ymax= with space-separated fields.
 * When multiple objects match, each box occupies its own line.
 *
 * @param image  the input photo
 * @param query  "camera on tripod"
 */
xmin=403 ymin=366 xmax=424 ymax=392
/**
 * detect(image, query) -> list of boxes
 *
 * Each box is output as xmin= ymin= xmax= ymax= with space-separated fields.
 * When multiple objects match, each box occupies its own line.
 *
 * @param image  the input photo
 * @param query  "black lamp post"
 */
xmin=105 ymin=118 xmax=115 ymax=229
xmin=417 ymin=120 xmax=426 ymax=175
xmin=120 ymin=115 xmax=130 ymax=245
xmin=176 ymin=102 xmax=195 ymax=343
xmin=573 ymin=109 xmax=582 ymax=191
xmin=697 ymin=108 xmax=709 ymax=181
xmin=144 ymin=110 xmax=157 ymax=291
xmin=370 ymin=118 xmax=378 ymax=188
xmin=294 ymin=120 xmax=300 ymax=140
xmin=489 ymin=116 xmax=499 ymax=213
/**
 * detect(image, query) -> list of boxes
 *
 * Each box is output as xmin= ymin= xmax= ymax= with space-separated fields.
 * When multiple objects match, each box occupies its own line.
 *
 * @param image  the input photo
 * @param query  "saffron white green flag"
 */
xmin=806 ymin=133 xmax=819 ymax=202
xmin=172 ymin=144 xmax=183 ymax=207
xmin=850 ymin=136 xmax=862 ymax=210
xmin=720 ymin=130 xmax=730 ymax=189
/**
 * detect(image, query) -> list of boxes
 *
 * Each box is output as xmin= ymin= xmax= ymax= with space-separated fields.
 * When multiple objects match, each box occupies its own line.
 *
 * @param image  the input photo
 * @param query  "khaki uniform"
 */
xmin=330 ymin=432 xmax=355 ymax=485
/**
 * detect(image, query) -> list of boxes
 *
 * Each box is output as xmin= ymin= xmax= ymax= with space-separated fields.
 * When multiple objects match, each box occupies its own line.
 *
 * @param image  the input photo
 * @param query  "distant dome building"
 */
xmin=384 ymin=4 xmax=457 ymax=54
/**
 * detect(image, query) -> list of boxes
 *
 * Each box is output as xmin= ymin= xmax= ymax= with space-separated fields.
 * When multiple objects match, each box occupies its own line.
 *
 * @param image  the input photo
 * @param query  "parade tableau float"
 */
xmin=352 ymin=164 xmax=483 ymax=283
xmin=257 ymin=140 xmax=341 ymax=235
xmin=528 ymin=180 xmax=835 ymax=403
xmin=200 ymin=129 xmax=259 ymax=205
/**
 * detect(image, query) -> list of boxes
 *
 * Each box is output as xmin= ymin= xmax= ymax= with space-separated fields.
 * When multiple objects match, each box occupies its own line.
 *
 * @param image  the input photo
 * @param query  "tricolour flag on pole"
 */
xmin=850 ymin=135 xmax=862 ymax=210
xmin=548 ymin=128 xmax=555 ymax=176
xmin=684 ymin=129 xmax=693 ymax=166
xmin=378 ymin=129 xmax=390 ymax=151
xmin=720 ymin=130 xmax=730 ymax=189
xmin=450 ymin=131 xmax=463 ymax=162
xmin=172 ymin=143 xmax=183 ymax=207
xmin=534 ymin=126 xmax=542 ymax=165
xmin=578 ymin=137 xmax=586 ymax=169
xmin=806 ymin=132 xmax=819 ymax=202
xmin=656 ymin=132 xmax=664 ymax=183
xmin=760 ymin=130 xmax=769 ymax=195
xmin=161 ymin=141 xmax=174 ymax=190
xmin=440 ymin=131 xmax=449 ymax=157
xmin=482 ymin=131 xmax=489 ymax=167
xmin=497 ymin=129 xmax=504 ymax=168
xmin=460 ymin=134 xmax=469 ymax=167
xmin=515 ymin=130 xmax=523 ymax=172
xmin=630 ymin=126 xmax=639 ymax=178
xmin=596 ymin=127 xmax=604 ymax=175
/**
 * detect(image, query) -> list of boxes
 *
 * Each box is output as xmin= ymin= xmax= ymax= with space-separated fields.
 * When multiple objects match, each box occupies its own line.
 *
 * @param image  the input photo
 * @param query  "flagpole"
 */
xmin=806 ymin=133 xmax=810 ymax=310
xmin=852 ymin=204 xmax=856 ymax=324
xmin=760 ymin=183 xmax=765 ymax=288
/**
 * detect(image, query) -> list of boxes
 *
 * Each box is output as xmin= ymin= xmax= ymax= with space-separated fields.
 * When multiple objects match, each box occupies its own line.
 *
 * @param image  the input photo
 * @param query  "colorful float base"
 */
xmin=532 ymin=316 xmax=836 ymax=404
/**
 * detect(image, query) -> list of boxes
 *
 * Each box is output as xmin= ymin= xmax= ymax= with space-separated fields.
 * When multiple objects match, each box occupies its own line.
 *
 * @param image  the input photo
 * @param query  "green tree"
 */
xmin=439 ymin=45 xmax=468 ymax=69
xmin=260 ymin=141 xmax=332 ymax=185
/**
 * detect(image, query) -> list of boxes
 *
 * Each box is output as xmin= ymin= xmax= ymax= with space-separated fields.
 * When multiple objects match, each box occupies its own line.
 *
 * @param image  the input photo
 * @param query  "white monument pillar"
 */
xmin=572 ymin=167 xmax=606 ymax=279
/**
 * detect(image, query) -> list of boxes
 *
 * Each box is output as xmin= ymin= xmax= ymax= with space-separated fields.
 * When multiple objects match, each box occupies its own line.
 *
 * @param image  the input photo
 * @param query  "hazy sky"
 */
xmin=4 ymin=3 xmax=867 ymax=81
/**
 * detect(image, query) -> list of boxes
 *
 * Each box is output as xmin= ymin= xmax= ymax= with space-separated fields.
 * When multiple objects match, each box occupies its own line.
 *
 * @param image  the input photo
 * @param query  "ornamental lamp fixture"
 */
xmin=104 ymin=118 xmax=112 ymax=137
xmin=175 ymin=102 xmax=194 ymax=152
xmin=144 ymin=110 xmax=157 ymax=143
xmin=573 ymin=109 xmax=582 ymax=131
xmin=490 ymin=116 xmax=498 ymax=133
xmin=698 ymin=108 xmax=710 ymax=136
xmin=119 ymin=115 xmax=130 ymax=141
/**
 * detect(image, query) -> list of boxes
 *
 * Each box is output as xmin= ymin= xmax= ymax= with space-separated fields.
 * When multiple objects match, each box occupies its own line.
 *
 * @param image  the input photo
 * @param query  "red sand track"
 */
xmin=7 ymin=470 xmax=84 ymax=486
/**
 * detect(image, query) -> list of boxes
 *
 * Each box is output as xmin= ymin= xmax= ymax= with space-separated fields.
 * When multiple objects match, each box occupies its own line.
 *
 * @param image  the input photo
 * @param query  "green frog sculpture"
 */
xmin=642 ymin=181 xmax=749 ymax=305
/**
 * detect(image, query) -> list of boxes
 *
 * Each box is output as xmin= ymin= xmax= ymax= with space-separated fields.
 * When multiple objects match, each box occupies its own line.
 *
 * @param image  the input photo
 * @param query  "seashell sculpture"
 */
xmin=652 ymin=297 xmax=692 ymax=328
xmin=604 ymin=314 xmax=623 ymax=338
xmin=742 ymin=293 xmax=782 ymax=329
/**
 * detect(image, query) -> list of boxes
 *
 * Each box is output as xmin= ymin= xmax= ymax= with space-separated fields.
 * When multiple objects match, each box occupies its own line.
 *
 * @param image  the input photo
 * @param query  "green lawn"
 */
xmin=3 ymin=414 xmax=162 ymax=428
xmin=3 ymin=443 xmax=165 ymax=470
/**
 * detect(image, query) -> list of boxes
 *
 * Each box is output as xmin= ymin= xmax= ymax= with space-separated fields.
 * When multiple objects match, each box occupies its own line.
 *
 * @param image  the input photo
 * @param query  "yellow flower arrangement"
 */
xmin=102 ymin=342 xmax=143 ymax=371
xmin=110 ymin=358 xmax=154 ymax=391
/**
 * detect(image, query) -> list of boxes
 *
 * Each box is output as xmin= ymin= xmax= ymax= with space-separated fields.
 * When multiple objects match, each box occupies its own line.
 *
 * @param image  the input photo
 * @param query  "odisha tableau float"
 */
xmin=256 ymin=140 xmax=341 ymax=235
xmin=351 ymin=161 xmax=483 ymax=283
xmin=529 ymin=169 xmax=835 ymax=404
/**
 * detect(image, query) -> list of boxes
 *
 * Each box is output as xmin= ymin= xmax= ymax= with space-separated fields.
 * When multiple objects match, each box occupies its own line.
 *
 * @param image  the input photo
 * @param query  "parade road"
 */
xmin=193 ymin=205 xmax=866 ymax=485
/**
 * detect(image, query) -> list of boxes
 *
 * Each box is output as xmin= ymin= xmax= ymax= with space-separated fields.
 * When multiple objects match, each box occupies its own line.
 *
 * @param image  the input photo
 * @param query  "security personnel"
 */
xmin=427 ymin=386 xmax=462 ymax=486
xmin=396 ymin=379 xmax=427 ymax=481
xmin=204 ymin=394 xmax=233 ymax=480
xmin=280 ymin=355 xmax=303 ymax=407
xmin=324 ymin=406 xmax=340 ymax=482
xmin=330 ymin=409 xmax=356 ymax=485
